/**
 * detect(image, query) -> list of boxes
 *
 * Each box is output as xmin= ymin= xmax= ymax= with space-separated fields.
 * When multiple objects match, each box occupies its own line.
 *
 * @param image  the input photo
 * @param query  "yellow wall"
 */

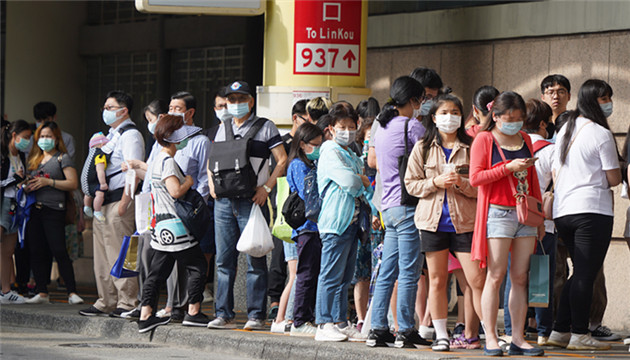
xmin=5 ymin=1 xmax=87 ymax=154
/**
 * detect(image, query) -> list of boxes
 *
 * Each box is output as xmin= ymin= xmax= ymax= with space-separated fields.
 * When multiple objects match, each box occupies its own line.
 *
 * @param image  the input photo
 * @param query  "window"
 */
xmin=171 ymin=45 xmax=244 ymax=129
xmin=87 ymin=0 xmax=158 ymax=26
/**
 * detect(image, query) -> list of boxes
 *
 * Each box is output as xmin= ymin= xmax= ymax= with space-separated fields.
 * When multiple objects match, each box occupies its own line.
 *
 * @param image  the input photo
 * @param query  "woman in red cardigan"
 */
xmin=469 ymin=92 xmax=544 ymax=357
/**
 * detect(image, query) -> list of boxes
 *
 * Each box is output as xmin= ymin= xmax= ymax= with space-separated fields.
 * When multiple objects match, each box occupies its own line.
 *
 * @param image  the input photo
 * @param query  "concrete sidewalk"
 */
xmin=2 ymin=301 xmax=629 ymax=360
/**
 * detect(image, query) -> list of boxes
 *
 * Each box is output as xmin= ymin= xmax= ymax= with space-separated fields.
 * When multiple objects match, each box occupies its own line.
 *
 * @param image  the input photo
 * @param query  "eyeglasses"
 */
xmin=298 ymin=115 xmax=308 ymax=122
xmin=227 ymin=94 xmax=250 ymax=103
xmin=544 ymin=89 xmax=568 ymax=97
xmin=102 ymin=105 xmax=123 ymax=111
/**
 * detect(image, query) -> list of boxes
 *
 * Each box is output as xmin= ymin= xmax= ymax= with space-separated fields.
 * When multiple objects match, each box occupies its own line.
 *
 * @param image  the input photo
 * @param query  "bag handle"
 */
xmin=403 ymin=117 xmax=411 ymax=155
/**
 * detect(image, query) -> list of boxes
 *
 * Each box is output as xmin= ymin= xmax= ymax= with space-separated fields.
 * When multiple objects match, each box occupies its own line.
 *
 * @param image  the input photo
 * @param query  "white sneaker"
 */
xmin=270 ymin=320 xmax=286 ymax=334
xmin=68 ymin=294 xmax=84 ymax=305
xmin=156 ymin=308 xmax=171 ymax=318
xmin=314 ymin=323 xmax=348 ymax=342
xmin=538 ymin=336 xmax=549 ymax=346
xmin=335 ymin=321 xmax=367 ymax=342
xmin=0 ymin=290 xmax=26 ymax=304
xmin=243 ymin=319 xmax=266 ymax=331
xmin=547 ymin=330 xmax=570 ymax=348
xmin=207 ymin=317 xmax=237 ymax=329
xmin=567 ymin=333 xmax=611 ymax=350
xmin=83 ymin=206 xmax=93 ymax=218
xmin=290 ymin=322 xmax=317 ymax=337
xmin=202 ymin=287 xmax=214 ymax=303
xmin=624 ymin=336 xmax=630 ymax=346
xmin=25 ymin=294 xmax=50 ymax=304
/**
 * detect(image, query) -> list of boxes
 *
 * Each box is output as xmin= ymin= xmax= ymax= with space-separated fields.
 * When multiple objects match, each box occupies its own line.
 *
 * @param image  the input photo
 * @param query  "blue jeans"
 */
xmin=316 ymin=222 xmax=359 ymax=324
xmin=370 ymin=205 xmax=422 ymax=332
xmin=504 ymin=232 xmax=557 ymax=336
xmin=214 ymin=198 xmax=269 ymax=320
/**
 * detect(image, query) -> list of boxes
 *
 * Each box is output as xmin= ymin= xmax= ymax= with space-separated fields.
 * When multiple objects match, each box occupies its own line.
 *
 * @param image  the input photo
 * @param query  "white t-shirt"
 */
xmin=553 ymin=117 xmax=619 ymax=218
xmin=530 ymin=134 xmax=555 ymax=233
xmin=150 ymin=151 xmax=195 ymax=252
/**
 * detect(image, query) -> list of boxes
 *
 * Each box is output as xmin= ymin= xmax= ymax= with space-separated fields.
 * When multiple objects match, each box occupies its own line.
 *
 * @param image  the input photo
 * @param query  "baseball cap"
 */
xmin=224 ymin=81 xmax=252 ymax=96
xmin=164 ymin=124 xmax=202 ymax=143
xmin=89 ymin=132 xmax=109 ymax=148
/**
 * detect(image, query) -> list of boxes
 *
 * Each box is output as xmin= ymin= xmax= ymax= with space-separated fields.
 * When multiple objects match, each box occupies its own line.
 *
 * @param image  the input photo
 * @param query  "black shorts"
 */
xmin=420 ymin=230 xmax=472 ymax=253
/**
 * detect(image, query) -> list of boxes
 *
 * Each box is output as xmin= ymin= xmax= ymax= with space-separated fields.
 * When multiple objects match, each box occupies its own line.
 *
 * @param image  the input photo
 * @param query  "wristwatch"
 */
xmin=263 ymin=184 xmax=272 ymax=193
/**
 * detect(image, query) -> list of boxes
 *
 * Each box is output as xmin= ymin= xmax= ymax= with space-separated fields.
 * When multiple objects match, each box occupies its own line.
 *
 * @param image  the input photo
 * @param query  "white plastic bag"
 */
xmin=124 ymin=161 xmax=137 ymax=199
xmin=621 ymin=180 xmax=629 ymax=199
xmin=135 ymin=192 xmax=152 ymax=234
xmin=236 ymin=204 xmax=274 ymax=257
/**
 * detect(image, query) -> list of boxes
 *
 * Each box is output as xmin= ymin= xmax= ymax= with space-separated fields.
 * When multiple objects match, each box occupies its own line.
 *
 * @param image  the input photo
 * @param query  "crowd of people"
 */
xmin=1 ymin=67 xmax=629 ymax=355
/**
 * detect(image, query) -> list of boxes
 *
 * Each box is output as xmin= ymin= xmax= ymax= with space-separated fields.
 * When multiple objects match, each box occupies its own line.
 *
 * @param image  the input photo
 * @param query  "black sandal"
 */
xmin=432 ymin=338 xmax=450 ymax=352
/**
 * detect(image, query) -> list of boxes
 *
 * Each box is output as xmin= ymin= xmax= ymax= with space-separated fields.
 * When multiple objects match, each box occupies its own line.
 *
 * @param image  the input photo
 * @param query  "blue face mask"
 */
xmin=175 ymin=138 xmax=189 ymax=150
xmin=600 ymin=102 xmax=613 ymax=118
xmin=102 ymin=109 xmax=122 ymax=126
xmin=37 ymin=138 xmax=55 ymax=152
xmin=15 ymin=136 xmax=31 ymax=152
xmin=306 ymin=146 xmax=320 ymax=160
xmin=228 ymin=102 xmax=250 ymax=119
xmin=499 ymin=121 xmax=523 ymax=136
xmin=420 ymin=100 xmax=433 ymax=116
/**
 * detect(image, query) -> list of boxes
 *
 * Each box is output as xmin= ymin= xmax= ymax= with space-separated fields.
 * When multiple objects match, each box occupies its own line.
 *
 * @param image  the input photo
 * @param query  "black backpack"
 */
xmin=208 ymin=118 xmax=268 ymax=199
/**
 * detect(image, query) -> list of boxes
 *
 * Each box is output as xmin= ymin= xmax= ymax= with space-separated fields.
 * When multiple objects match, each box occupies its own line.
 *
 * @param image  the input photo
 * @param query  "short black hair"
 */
xmin=171 ymin=91 xmax=197 ymax=110
xmin=523 ymin=99 xmax=552 ymax=134
xmin=356 ymin=97 xmax=380 ymax=119
xmin=410 ymin=67 xmax=443 ymax=90
xmin=292 ymin=99 xmax=308 ymax=116
xmin=214 ymin=87 xmax=227 ymax=103
xmin=329 ymin=102 xmax=358 ymax=127
xmin=540 ymin=74 xmax=571 ymax=94
xmin=33 ymin=101 xmax=56 ymax=120
xmin=106 ymin=90 xmax=134 ymax=113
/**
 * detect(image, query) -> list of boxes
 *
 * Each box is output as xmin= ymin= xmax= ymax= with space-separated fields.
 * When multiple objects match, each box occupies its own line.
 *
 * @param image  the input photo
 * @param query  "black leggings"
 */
xmin=553 ymin=213 xmax=612 ymax=334
xmin=26 ymin=206 xmax=77 ymax=294
xmin=141 ymin=244 xmax=207 ymax=312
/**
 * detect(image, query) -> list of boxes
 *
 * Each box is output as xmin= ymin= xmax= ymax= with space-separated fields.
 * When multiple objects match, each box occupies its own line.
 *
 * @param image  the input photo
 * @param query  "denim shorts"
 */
xmin=486 ymin=206 xmax=537 ymax=239
xmin=0 ymin=197 xmax=17 ymax=235
xmin=283 ymin=240 xmax=298 ymax=261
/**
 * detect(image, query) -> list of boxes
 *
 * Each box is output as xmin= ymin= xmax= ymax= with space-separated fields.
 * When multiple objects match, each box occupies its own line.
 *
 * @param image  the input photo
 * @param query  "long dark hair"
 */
xmin=288 ymin=122 xmax=323 ymax=168
xmin=473 ymin=85 xmax=499 ymax=118
xmin=559 ymin=79 xmax=613 ymax=164
xmin=1 ymin=119 xmax=31 ymax=161
xmin=481 ymin=91 xmax=527 ymax=132
xmin=422 ymin=95 xmax=472 ymax=155
xmin=376 ymin=76 xmax=424 ymax=128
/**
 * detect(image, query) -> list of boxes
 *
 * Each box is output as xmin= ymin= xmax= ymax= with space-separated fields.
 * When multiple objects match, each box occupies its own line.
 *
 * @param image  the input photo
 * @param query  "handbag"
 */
xmin=175 ymin=188 xmax=211 ymax=240
xmin=282 ymin=190 xmax=306 ymax=230
xmin=398 ymin=118 xmax=419 ymax=206
xmin=528 ymin=239 xmax=550 ymax=307
xmin=110 ymin=234 xmax=139 ymax=278
xmin=492 ymin=135 xmax=544 ymax=227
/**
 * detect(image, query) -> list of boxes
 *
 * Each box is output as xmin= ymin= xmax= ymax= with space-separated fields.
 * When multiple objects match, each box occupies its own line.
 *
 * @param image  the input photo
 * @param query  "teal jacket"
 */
xmin=317 ymin=140 xmax=372 ymax=235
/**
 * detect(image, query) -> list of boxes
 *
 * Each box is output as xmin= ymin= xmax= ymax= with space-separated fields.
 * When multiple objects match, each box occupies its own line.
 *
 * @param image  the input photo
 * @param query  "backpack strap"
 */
xmin=244 ymin=118 xmax=268 ymax=140
xmin=532 ymin=140 xmax=552 ymax=154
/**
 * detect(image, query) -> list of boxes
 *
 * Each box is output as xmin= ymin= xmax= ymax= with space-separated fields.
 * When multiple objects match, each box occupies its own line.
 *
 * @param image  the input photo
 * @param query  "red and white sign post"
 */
xmin=294 ymin=0 xmax=362 ymax=76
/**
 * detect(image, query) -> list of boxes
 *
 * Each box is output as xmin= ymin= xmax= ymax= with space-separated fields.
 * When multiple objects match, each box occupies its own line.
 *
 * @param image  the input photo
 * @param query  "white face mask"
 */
xmin=334 ymin=129 xmax=356 ymax=147
xmin=412 ymin=106 xmax=422 ymax=119
xmin=215 ymin=108 xmax=231 ymax=121
xmin=434 ymin=114 xmax=461 ymax=134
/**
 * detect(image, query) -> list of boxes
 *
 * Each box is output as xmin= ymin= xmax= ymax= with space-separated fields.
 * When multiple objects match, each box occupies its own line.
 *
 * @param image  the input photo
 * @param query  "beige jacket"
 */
xmin=404 ymin=138 xmax=477 ymax=233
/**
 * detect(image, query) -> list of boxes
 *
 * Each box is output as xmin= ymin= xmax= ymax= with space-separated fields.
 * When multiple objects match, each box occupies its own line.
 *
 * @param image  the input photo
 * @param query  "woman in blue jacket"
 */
xmin=286 ymin=123 xmax=323 ymax=337
xmin=315 ymin=102 xmax=371 ymax=342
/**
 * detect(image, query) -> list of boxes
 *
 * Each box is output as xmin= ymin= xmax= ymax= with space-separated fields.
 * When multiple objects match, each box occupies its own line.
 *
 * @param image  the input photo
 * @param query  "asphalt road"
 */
xmin=0 ymin=325 xmax=254 ymax=360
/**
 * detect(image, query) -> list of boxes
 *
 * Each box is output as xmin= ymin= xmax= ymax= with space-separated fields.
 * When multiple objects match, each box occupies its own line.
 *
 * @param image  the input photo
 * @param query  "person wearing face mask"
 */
xmin=469 ymin=91 xmax=544 ymax=357
xmin=79 ymin=90 xmax=144 ymax=318
xmin=283 ymin=122 xmax=323 ymax=337
xmin=410 ymin=67 xmax=444 ymax=119
xmin=314 ymin=102 xmax=371 ymax=342
xmin=207 ymin=81 xmax=288 ymax=331
xmin=547 ymin=80 xmax=620 ymax=351
xmin=405 ymin=94 xmax=485 ymax=352
xmin=366 ymin=76 xmax=428 ymax=348
xmin=0 ymin=120 xmax=31 ymax=304
xmin=134 ymin=91 xmax=211 ymax=322
xmin=21 ymin=121 xmax=83 ymax=305
xmin=137 ymin=114 xmax=210 ymax=332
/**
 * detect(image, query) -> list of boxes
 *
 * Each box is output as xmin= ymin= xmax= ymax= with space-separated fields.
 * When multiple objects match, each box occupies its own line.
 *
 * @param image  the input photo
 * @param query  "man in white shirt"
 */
xmin=79 ymin=90 xmax=145 ymax=317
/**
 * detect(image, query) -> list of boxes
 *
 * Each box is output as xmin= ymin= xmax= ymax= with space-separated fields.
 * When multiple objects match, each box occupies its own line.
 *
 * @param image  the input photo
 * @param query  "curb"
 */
xmin=0 ymin=306 xmax=435 ymax=360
